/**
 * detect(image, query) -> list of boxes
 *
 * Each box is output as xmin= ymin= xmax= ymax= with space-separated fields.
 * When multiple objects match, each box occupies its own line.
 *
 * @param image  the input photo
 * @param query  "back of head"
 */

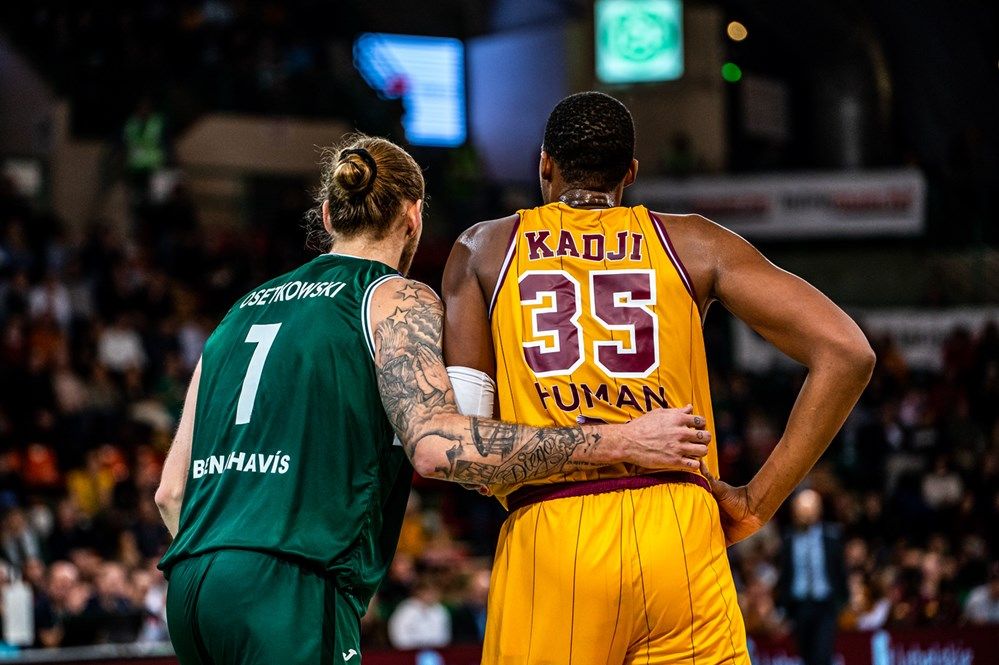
xmin=308 ymin=133 xmax=425 ymax=251
xmin=543 ymin=91 xmax=636 ymax=192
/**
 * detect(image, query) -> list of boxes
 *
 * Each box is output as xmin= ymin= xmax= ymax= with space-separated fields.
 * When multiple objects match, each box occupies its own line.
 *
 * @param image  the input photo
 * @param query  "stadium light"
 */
xmin=726 ymin=21 xmax=748 ymax=41
xmin=722 ymin=62 xmax=742 ymax=83
xmin=595 ymin=0 xmax=684 ymax=84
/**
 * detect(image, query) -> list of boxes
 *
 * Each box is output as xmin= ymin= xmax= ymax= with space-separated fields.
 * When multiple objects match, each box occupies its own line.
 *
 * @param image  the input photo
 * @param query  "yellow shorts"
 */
xmin=483 ymin=481 xmax=750 ymax=665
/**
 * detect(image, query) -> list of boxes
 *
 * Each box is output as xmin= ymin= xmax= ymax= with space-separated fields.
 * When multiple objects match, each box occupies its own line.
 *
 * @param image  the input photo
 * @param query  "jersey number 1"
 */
xmin=235 ymin=323 xmax=282 ymax=425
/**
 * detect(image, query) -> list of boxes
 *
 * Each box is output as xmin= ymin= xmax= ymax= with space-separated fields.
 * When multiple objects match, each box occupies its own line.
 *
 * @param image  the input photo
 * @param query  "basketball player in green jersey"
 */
xmin=154 ymin=135 xmax=713 ymax=665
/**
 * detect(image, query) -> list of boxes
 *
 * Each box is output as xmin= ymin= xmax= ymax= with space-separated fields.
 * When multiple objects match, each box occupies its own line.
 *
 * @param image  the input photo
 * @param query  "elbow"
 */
xmin=848 ymin=339 xmax=877 ymax=382
xmin=154 ymin=483 xmax=182 ymax=515
xmin=825 ymin=337 xmax=876 ymax=385
xmin=406 ymin=438 xmax=443 ymax=479
xmin=411 ymin=448 xmax=442 ymax=480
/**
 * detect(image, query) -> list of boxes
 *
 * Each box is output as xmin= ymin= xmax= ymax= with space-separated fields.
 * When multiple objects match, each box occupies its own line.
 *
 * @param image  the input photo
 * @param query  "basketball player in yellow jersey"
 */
xmin=441 ymin=92 xmax=875 ymax=665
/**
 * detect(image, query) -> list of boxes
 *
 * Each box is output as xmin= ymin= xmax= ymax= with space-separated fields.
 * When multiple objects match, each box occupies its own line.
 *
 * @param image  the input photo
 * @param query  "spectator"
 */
xmin=1 ymin=508 xmax=42 ymax=571
xmin=83 ymin=562 xmax=142 ymax=643
xmin=778 ymin=490 xmax=847 ymax=665
xmin=129 ymin=566 xmax=168 ymax=642
xmin=130 ymin=499 xmax=169 ymax=560
xmin=97 ymin=315 xmax=147 ymax=373
xmin=379 ymin=552 xmax=418 ymax=612
xmin=388 ymin=578 xmax=452 ymax=650
xmin=33 ymin=561 xmax=87 ymax=648
xmin=123 ymin=97 xmax=168 ymax=207
xmin=740 ymin=577 xmax=787 ymax=639
xmin=963 ymin=565 xmax=999 ymax=625
xmin=916 ymin=551 xmax=961 ymax=625
xmin=450 ymin=565 xmax=490 ymax=645
xmin=65 ymin=450 xmax=115 ymax=519
xmin=842 ymin=573 xmax=891 ymax=631
xmin=922 ymin=455 xmax=964 ymax=510
xmin=46 ymin=498 xmax=94 ymax=562
xmin=51 ymin=348 xmax=89 ymax=417
xmin=28 ymin=273 xmax=72 ymax=331
xmin=0 ymin=560 xmax=34 ymax=647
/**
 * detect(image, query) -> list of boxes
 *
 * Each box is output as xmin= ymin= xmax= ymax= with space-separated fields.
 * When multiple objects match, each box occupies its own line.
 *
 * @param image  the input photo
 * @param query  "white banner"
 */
xmin=629 ymin=169 xmax=925 ymax=239
xmin=733 ymin=307 xmax=999 ymax=373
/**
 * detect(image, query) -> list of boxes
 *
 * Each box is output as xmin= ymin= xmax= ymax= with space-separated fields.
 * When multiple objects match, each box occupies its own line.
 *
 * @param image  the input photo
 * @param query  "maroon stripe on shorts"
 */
xmin=506 ymin=470 xmax=709 ymax=513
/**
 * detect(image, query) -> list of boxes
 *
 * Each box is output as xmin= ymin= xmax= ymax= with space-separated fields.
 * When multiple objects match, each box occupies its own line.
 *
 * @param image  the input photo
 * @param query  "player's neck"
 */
xmin=556 ymin=188 xmax=617 ymax=209
xmin=328 ymin=237 xmax=403 ymax=271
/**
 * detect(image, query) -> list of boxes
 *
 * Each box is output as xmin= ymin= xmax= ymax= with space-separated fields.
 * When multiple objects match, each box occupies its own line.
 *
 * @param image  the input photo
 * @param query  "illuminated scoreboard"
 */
xmin=595 ymin=0 xmax=684 ymax=84
xmin=354 ymin=33 xmax=466 ymax=147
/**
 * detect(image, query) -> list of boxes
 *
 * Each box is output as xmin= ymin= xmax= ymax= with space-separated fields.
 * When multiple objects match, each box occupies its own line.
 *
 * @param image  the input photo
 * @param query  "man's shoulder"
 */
xmin=446 ymin=214 xmax=520 ymax=291
xmin=456 ymin=214 xmax=520 ymax=251
xmin=647 ymin=211 xmax=723 ymax=238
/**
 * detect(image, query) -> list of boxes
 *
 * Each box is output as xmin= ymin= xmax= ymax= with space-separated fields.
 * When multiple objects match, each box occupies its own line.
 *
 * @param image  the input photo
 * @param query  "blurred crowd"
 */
xmin=0 ymin=0 xmax=994 ymax=658
xmin=1 ymin=157 xmax=998 ymax=653
xmin=2 ymin=163 xmax=996 ymax=653
xmin=722 ymin=322 xmax=999 ymax=641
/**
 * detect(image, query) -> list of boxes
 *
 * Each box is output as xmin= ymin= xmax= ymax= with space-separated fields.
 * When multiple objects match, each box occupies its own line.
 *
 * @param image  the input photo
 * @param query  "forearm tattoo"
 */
xmin=449 ymin=419 xmax=602 ymax=485
xmin=373 ymin=281 xmax=605 ymax=485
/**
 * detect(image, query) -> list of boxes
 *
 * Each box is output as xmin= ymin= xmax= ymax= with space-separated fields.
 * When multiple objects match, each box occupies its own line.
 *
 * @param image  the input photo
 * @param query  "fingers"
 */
xmin=671 ymin=405 xmax=705 ymax=429
xmin=679 ymin=427 xmax=712 ymax=443
xmin=681 ymin=456 xmax=701 ymax=470
xmin=699 ymin=460 xmax=728 ymax=498
xmin=683 ymin=413 xmax=707 ymax=429
xmin=680 ymin=442 xmax=709 ymax=458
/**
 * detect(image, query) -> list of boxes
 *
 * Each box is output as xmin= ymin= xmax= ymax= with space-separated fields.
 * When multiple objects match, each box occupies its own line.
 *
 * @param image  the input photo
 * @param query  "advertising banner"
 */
xmin=630 ymin=170 xmax=926 ymax=240
xmin=733 ymin=307 xmax=999 ymax=373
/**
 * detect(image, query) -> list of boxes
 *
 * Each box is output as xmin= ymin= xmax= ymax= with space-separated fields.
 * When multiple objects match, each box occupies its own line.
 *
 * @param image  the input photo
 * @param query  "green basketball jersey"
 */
xmin=159 ymin=254 xmax=411 ymax=607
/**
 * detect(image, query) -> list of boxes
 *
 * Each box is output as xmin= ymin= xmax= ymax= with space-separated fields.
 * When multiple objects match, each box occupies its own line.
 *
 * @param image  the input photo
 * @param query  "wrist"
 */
xmin=745 ymin=479 xmax=775 ymax=523
xmin=580 ymin=424 xmax=623 ymax=465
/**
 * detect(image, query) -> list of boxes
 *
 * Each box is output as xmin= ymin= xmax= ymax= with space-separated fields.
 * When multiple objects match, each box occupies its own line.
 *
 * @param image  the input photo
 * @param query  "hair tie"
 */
xmin=338 ymin=148 xmax=378 ymax=185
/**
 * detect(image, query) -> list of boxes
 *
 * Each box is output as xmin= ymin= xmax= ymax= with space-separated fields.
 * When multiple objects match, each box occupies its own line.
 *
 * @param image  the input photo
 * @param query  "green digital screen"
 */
xmin=595 ymin=0 xmax=684 ymax=84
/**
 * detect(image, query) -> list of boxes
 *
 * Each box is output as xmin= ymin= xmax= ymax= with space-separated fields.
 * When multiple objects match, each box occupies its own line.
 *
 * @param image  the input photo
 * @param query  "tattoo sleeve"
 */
xmin=373 ymin=280 xmax=608 ymax=486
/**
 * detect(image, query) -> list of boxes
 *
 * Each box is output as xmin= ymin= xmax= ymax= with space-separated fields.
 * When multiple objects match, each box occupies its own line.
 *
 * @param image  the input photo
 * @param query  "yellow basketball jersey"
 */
xmin=489 ymin=202 xmax=718 ymax=503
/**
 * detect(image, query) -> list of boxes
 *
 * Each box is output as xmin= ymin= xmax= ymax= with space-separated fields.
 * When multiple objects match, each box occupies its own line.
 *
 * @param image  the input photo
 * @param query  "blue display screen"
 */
xmin=354 ymin=33 xmax=466 ymax=148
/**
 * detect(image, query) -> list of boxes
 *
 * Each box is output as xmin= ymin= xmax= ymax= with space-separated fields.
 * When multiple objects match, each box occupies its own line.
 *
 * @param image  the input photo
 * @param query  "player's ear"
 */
xmin=622 ymin=159 xmax=639 ymax=188
xmin=539 ymin=150 xmax=554 ymax=182
xmin=322 ymin=199 xmax=333 ymax=234
xmin=404 ymin=199 xmax=423 ymax=238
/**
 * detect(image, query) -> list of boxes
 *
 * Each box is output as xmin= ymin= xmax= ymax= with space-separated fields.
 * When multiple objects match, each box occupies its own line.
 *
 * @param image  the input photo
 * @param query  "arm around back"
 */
xmin=368 ymin=277 xmax=714 ymax=486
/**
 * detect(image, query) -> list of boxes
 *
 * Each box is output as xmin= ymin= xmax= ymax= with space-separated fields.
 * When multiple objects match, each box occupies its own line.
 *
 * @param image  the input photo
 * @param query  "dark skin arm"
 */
xmin=660 ymin=213 xmax=876 ymax=544
xmin=441 ymin=215 xmax=515 ymax=375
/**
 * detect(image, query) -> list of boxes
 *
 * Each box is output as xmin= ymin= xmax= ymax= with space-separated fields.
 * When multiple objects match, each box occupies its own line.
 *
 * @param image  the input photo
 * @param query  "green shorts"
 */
xmin=165 ymin=549 xmax=363 ymax=665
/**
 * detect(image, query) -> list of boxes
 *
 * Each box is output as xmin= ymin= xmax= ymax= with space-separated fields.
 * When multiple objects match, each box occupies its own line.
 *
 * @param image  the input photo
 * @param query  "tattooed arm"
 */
xmin=370 ymin=278 xmax=711 ymax=486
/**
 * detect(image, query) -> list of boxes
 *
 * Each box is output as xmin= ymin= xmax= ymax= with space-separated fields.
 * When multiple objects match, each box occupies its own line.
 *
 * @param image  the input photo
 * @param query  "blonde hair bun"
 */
xmin=333 ymin=150 xmax=377 ymax=196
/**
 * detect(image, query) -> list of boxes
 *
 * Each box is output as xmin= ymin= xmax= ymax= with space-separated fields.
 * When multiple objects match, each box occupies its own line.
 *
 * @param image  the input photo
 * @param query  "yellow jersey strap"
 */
xmin=488 ymin=214 xmax=522 ymax=319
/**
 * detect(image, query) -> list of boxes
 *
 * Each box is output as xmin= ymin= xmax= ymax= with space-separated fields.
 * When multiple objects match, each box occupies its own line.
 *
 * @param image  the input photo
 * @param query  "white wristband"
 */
xmin=446 ymin=366 xmax=496 ymax=418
